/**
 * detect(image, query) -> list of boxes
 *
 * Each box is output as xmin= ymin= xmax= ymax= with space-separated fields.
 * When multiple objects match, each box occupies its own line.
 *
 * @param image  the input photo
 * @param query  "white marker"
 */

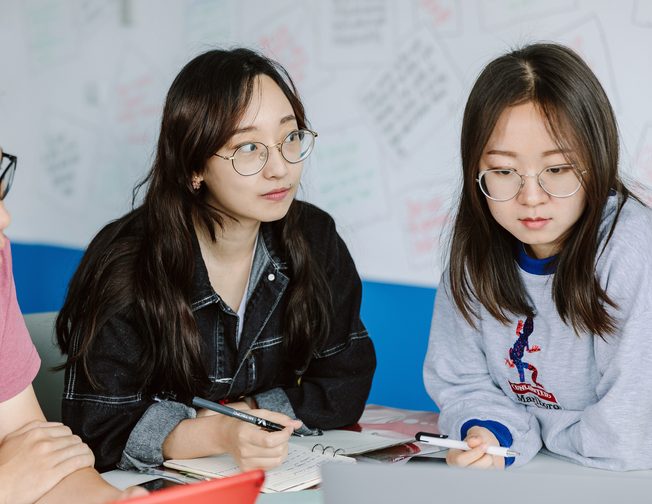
xmin=416 ymin=431 xmax=519 ymax=457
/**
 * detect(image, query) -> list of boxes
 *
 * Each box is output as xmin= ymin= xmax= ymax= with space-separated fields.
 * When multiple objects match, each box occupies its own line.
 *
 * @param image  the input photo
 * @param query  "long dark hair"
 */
xmin=57 ymin=48 xmax=332 ymax=398
xmin=450 ymin=42 xmax=632 ymax=337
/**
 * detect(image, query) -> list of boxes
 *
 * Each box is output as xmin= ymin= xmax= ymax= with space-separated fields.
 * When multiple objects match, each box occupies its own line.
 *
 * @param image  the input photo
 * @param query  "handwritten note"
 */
xmin=42 ymin=132 xmax=79 ymax=199
xmin=554 ymin=16 xmax=620 ymax=109
xmin=253 ymin=6 xmax=332 ymax=92
xmin=401 ymin=186 xmax=451 ymax=268
xmin=416 ymin=0 xmax=461 ymax=36
xmin=307 ymin=125 xmax=389 ymax=228
xmin=22 ymin=0 xmax=76 ymax=68
xmin=360 ymin=29 xmax=460 ymax=159
xmin=479 ymin=0 xmax=577 ymax=30
xmin=238 ymin=0 xmax=297 ymax=26
xmin=76 ymin=0 xmax=119 ymax=36
xmin=101 ymin=51 xmax=164 ymax=209
xmin=112 ymin=52 xmax=162 ymax=148
xmin=184 ymin=0 xmax=237 ymax=52
xmin=40 ymin=113 xmax=95 ymax=208
xmin=318 ymin=0 xmax=394 ymax=66
xmin=259 ymin=24 xmax=309 ymax=84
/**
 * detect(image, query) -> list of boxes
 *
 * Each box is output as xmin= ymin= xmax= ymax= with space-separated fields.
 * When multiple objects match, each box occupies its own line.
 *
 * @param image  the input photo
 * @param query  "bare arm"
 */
xmin=35 ymin=467 xmax=146 ymax=504
xmin=0 ymin=385 xmax=137 ymax=504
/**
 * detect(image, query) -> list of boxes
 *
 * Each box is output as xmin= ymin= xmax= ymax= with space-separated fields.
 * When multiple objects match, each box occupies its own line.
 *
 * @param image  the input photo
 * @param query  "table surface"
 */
xmin=103 ymin=449 xmax=652 ymax=504
xmin=101 ymin=405 xmax=652 ymax=503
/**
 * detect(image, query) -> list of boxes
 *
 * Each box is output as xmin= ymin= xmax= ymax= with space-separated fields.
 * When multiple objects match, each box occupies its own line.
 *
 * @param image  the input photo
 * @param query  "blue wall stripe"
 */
xmin=13 ymin=243 xmax=84 ymax=314
xmin=12 ymin=243 xmax=438 ymax=412
xmin=361 ymin=281 xmax=437 ymax=411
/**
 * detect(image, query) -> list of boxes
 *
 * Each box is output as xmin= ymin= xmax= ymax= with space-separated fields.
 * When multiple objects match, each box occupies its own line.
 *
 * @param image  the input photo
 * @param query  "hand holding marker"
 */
xmin=416 ymin=432 xmax=519 ymax=457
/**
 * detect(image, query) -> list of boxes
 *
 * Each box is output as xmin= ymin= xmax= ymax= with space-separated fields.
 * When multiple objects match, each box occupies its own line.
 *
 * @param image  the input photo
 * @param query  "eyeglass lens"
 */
xmin=0 ymin=155 xmax=16 ymax=200
xmin=479 ymin=165 xmax=582 ymax=201
xmin=232 ymin=130 xmax=316 ymax=176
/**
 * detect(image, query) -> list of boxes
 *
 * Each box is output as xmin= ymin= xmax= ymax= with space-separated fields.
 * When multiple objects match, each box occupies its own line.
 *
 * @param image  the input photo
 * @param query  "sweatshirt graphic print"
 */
xmin=505 ymin=316 xmax=559 ymax=409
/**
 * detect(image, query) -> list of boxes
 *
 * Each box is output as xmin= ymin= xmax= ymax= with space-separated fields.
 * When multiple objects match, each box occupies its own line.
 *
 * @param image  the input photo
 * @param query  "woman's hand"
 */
xmin=0 ymin=421 xmax=95 ymax=504
xmin=163 ymin=405 xmax=302 ymax=469
xmin=221 ymin=409 xmax=302 ymax=472
xmin=445 ymin=426 xmax=506 ymax=470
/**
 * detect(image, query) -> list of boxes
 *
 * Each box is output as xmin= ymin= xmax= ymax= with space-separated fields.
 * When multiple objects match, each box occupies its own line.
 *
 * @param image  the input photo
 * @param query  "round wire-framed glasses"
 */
xmin=215 ymin=129 xmax=318 ymax=176
xmin=476 ymin=164 xmax=587 ymax=202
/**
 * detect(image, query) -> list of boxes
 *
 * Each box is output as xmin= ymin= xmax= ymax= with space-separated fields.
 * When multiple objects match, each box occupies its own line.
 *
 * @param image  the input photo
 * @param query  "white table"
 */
xmin=103 ymin=451 xmax=652 ymax=504
xmin=320 ymin=451 xmax=652 ymax=504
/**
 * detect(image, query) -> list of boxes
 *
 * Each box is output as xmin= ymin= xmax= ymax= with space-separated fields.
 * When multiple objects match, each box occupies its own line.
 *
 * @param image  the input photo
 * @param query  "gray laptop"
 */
xmin=322 ymin=453 xmax=651 ymax=504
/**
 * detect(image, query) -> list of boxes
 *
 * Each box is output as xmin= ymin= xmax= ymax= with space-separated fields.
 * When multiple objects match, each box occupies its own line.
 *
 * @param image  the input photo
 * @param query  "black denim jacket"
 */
xmin=62 ymin=201 xmax=376 ymax=471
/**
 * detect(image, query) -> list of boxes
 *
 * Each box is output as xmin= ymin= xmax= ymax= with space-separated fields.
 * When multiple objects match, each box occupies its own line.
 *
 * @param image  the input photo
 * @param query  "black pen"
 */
xmin=192 ymin=396 xmax=302 ymax=436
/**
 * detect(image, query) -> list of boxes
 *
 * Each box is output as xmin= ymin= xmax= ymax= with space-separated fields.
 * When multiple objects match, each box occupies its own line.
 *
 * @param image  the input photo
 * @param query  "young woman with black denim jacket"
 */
xmin=56 ymin=49 xmax=376 ymax=473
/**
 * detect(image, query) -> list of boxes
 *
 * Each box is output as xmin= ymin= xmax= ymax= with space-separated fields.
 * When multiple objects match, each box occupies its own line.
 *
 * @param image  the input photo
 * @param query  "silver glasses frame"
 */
xmin=476 ymin=164 xmax=587 ymax=202
xmin=215 ymin=129 xmax=318 ymax=177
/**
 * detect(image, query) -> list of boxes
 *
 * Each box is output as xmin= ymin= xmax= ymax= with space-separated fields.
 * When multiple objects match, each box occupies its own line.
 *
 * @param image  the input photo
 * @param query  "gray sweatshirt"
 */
xmin=424 ymin=195 xmax=652 ymax=470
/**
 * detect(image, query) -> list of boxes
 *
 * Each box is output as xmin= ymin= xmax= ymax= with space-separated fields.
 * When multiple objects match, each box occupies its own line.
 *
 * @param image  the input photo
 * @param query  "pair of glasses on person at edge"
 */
xmin=0 ymin=151 xmax=17 ymax=200
xmin=214 ymin=129 xmax=318 ymax=176
xmin=477 ymin=164 xmax=587 ymax=202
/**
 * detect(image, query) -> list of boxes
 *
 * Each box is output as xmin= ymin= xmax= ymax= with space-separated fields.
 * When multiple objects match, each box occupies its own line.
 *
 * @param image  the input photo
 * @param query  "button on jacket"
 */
xmin=62 ymin=201 xmax=376 ymax=471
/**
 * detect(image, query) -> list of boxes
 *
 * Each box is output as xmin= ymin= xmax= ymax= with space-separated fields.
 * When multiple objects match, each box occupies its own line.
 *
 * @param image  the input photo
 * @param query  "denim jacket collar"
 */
xmin=189 ymin=221 xmax=289 ymax=310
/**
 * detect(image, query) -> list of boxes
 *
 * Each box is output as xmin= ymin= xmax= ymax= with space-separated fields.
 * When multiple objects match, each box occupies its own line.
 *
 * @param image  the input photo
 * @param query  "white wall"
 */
xmin=1 ymin=0 xmax=651 ymax=287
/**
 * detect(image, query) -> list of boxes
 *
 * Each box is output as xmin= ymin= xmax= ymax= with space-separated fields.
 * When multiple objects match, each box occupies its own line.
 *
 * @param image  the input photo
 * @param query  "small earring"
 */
xmin=191 ymin=176 xmax=202 ymax=191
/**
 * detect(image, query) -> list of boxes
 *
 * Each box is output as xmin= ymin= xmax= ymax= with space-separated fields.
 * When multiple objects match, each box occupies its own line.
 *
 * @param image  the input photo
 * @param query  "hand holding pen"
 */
xmin=192 ymin=397 xmax=303 ymax=472
xmin=417 ymin=427 xmax=518 ymax=470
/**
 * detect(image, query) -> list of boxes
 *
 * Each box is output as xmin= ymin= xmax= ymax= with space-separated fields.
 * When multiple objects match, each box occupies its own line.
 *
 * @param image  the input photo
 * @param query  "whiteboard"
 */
xmin=1 ymin=0 xmax=651 ymax=287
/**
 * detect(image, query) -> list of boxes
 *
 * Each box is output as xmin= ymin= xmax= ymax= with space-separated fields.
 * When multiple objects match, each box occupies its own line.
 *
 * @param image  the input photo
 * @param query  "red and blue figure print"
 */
xmin=505 ymin=316 xmax=542 ymax=387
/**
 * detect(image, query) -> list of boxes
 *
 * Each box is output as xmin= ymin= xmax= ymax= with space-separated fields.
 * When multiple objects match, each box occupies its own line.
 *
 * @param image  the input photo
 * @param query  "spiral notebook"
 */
xmin=164 ymin=444 xmax=354 ymax=493
xmin=290 ymin=429 xmax=414 ymax=456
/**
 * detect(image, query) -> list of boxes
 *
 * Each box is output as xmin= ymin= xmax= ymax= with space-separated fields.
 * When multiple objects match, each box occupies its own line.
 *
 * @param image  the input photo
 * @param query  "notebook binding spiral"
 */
xmin=310 ymin=443 xmax=344 ymax=456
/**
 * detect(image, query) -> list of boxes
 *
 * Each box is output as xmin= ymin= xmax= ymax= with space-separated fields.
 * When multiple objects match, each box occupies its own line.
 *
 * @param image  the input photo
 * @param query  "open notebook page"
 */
xmin=164 ymin=444 xmax=354 ymax=493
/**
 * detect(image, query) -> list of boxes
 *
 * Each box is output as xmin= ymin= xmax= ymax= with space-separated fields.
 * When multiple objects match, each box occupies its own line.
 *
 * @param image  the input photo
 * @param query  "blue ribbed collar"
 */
xmin=516 ymin=243 xmax=557 ymax=275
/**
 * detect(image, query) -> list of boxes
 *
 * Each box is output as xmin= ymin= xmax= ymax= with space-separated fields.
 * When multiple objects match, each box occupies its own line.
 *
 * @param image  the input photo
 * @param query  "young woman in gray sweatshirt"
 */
xmin=424 ymin=43 xmax=652 ymax=471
